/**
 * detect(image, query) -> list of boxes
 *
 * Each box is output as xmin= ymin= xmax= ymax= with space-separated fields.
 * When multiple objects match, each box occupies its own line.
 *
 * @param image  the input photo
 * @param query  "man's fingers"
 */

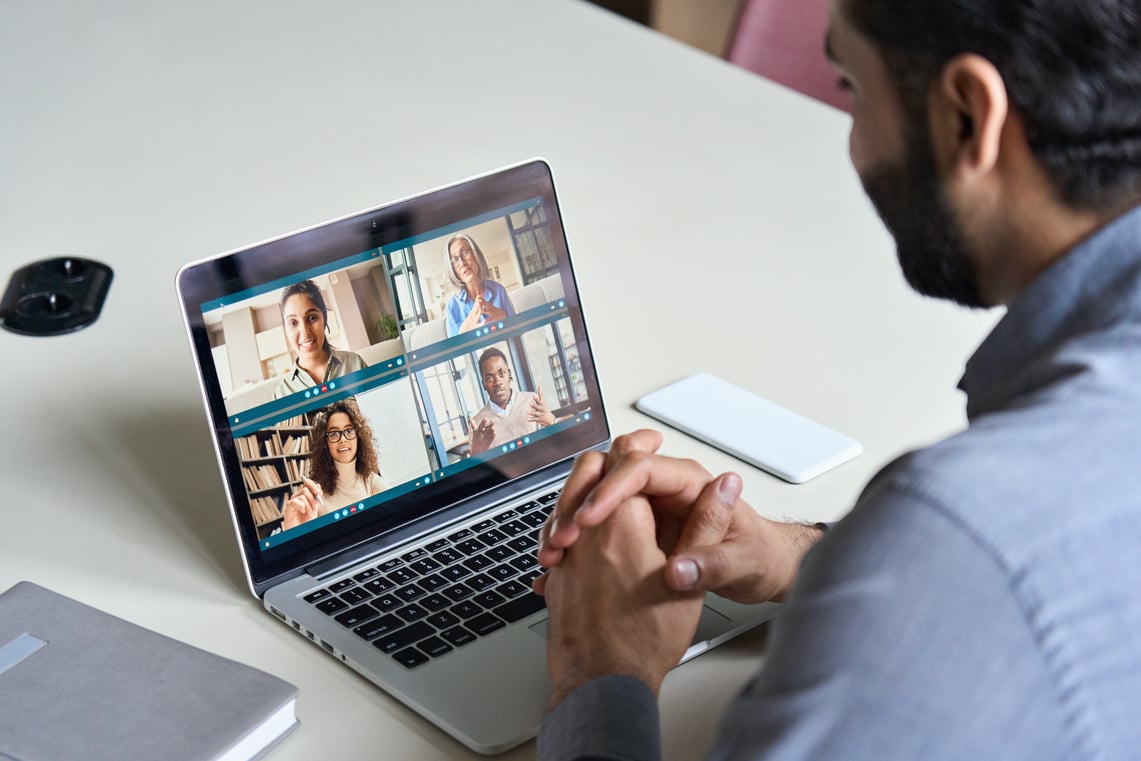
xmin=605 ymin=429 xmax=663 ymax=466
xmin=671 ymin=472 xmax=741 ymax=555
xmin=539 ymin=450 xmax=606 ymax=565
xmin=575 ymin=450 xmax=712 ymax=527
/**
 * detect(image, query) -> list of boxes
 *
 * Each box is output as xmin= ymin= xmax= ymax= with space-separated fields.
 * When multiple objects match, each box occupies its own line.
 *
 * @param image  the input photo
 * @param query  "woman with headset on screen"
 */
xmin=280 ymin=400 xmax=388 ymax=531
xmin=274 ymin=279 xmax=367 ymax=398
xmin=443 ymin=233 xmax=516 ymax=336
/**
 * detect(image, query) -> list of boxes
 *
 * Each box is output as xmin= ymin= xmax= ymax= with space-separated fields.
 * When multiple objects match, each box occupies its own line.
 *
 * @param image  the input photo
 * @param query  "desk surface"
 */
xmin=0 ymin=2 xmax=998 ymax=758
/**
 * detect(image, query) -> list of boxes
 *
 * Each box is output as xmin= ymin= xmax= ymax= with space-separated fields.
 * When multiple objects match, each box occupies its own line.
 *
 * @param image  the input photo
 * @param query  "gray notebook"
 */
xmin=0 ymin=582 xmax=298 ymax=761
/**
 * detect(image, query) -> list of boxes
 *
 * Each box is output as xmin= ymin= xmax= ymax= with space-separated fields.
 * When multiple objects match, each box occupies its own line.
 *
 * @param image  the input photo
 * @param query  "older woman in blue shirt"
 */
xmin=443 ymin=233 xmax=515 ymax=336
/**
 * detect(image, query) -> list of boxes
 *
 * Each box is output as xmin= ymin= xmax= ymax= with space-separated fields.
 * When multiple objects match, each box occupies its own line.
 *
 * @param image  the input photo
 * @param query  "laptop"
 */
xmin=176 ymin=159 xmax=780 ymax=754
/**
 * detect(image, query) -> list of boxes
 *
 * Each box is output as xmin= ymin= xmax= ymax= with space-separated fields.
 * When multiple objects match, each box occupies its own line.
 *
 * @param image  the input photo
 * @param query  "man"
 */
xmin=535 ymin=1 xmax=1141 ymax=759
xmin=468 ymin=347 xmax=556 ymax=455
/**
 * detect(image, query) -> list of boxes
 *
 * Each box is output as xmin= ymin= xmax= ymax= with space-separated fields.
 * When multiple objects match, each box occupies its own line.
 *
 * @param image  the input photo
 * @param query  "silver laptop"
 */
xmin=176 ymin=159 xmax=779 ymax=754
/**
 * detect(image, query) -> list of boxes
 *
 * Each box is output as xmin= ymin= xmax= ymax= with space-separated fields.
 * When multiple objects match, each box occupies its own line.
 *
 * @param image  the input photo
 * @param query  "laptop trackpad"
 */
xmin=529 ymin=605 xmax=732 ymax=646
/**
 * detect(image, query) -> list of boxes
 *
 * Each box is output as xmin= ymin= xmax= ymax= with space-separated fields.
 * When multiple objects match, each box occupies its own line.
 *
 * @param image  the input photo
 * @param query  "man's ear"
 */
xmin=927 ymin=53 xmax=1009 ymax=181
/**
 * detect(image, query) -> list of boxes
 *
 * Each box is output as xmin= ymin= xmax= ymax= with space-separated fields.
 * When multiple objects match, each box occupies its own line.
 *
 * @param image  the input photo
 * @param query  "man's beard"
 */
xmin=859 ymin=123 xmax=986 ymax=308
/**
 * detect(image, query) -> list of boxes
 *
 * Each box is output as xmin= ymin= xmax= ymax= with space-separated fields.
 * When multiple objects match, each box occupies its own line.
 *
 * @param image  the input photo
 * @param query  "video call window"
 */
xmin=237 ymin=381 xmax=430 ymax=544
xmin=203 ymin=259 xmax=407 ymax=417
xmin=411 ymin=317 xmax=589 ymax=469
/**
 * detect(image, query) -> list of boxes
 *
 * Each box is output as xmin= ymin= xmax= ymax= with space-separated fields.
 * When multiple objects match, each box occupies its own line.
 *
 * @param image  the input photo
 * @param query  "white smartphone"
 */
xmin=635 ymin=373 xmax=862 ymax=484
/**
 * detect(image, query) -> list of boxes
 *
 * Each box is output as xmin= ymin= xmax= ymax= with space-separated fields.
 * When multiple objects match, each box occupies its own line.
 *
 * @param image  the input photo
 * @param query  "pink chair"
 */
xmin=725 ymin=0 xmax=847 ymax=111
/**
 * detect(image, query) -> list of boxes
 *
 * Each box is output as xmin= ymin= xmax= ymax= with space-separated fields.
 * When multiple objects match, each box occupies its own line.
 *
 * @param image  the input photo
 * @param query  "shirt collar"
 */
xmin=488 ymin=389 xmax=515 ymax=416
xmin=959 ymin=203 xmax=1141 ymax=418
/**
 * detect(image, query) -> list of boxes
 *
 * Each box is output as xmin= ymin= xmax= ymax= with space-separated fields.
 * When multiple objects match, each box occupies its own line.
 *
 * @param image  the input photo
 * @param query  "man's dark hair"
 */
xmin=478 ymin=347 xmax=509 ymax=376
xmin=844 ymin=0 xmax=1141 ymax=209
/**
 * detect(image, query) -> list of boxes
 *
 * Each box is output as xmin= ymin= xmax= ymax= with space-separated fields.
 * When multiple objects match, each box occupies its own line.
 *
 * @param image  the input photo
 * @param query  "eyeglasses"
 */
xmin=325 ymin=427 xmax=357 ymax=443
xmin=449 ymin=246 xmax=476 ymax=265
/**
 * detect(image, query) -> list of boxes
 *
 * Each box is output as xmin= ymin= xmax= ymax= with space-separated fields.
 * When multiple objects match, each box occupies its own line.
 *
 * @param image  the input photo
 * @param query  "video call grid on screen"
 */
xmin=199 ymin=197 xmax=594 ymax=551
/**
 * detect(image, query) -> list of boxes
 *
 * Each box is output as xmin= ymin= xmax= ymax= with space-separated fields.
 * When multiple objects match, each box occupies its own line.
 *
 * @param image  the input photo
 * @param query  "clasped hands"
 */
xmin=459 ymin=294 xmax=508 ymax=333
xmin=534 ymin=429 xmax=820 ymax=709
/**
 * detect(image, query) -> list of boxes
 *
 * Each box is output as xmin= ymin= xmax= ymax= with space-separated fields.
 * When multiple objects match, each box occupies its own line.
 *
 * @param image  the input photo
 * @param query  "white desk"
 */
xmin=0 ymin=2 xmax=998 ymax=758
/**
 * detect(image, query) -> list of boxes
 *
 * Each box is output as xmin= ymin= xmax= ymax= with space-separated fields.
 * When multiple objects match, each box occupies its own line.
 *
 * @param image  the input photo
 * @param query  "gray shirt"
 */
xmin=273 ymin=346 xmax=367 ymax=399
xmin=539 ymin=204 xmax=1141 ymax=760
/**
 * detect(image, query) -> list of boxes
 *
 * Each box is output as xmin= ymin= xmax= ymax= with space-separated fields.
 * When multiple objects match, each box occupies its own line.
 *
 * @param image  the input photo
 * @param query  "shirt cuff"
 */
xmin=537 ymin=674 xmax=661 ymax=761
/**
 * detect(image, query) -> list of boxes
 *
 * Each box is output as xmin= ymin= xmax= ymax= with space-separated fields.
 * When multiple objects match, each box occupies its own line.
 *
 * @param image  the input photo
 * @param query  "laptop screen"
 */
xmin=177 ymin=161 xmax=608 ymax=590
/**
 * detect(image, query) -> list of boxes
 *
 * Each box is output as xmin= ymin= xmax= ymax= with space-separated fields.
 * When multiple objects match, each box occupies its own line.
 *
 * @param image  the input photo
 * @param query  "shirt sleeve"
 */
xmin=538 ymin=675 xmax=661 ymax=761
xmin=704 ymin=477 xmax=1069 ymax=761
xmin=445 ymin=295 xmax=463 ymax=337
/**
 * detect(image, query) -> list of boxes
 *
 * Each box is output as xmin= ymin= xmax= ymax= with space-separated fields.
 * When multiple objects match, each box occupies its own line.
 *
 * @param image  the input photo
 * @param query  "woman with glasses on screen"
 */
xmin=280 ymin=400 xmax=388 ymax=531
xmin=443 ymin=233 xmax=516 ymax=336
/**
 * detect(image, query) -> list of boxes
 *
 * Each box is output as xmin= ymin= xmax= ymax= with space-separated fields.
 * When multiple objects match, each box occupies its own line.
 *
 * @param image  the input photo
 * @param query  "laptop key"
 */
xmin=462 ymin=554 xmax=494 ymax=572
xmin=518 ymin=500 xmax=542 ymax=513
xmin=396 ymin=603 xmax=428 ymax=623
xmin=467 ymin=573 xmax=496 ymax=592
xmin=425 ymin=538 xmax=450 ymax=552
xmin=421 ymin=594 xmax=449 ymax=612
xmin=329 ymin=579 xmax=356 ymax=593
xmin=375 ymin=621 xmax=434 ymax=653
xmin=488 ymin=564 xmax=516 ymax=582
xmin=472 ymin=519 xmax=496 ymax=532
xmin=335 ymin=603 xmax=380 ymax=628
xmin=447 ymin=528 xmax=473 ymax=543
xmin=440 ymin=565 xmax=472 ymax=583
xmin=354 ymin=614 xmax=404 ymax=641
xmin=486 ymin=545 xmax=514 ymax=562
xmin=494 ymin=593 xmax=547 ymax=623
xmin=510 ymin=555 xmax=539 ymax=573
xmin=520 ymin=511 xmax=547 ymax=528
xmin=500 ymin=520 xmax=528 ymax=537
xmin=353 ymin=568 xmax=381 ymax=582
xmin=452 ymin=601 xmax=483 ymax=619
xmin=538 ymin=491 xmax=561 ymax=504
xmin=427 ymin=611 xmax=460 ymax=629
xmin=455 ymin=538 xmax=486 ymax=555
xmin=387 ymin=566 xmax=418 ymax=584
xmin=373 ymin=594 xmax=402 ymax=612
xmin=497 ymin=580 xmax=529 ymax=599
xmin=506 ymin=537 xmax=534 ymax=554
xmin=417 ymin=636 xmax=454 ymax=659
xmin=395 ymin=584 xmax=426 ymax=603
xmin=477 ymin=528 xmax=509 ymax=545
xmin=392 ymin=647 xmax=430 ymax=669
xmin=340 ymin=587 xmax=372 ymax=605
xmin=379 ymin=558 xmax=404 ymax=573
xmin=401 ymin=548 xmax=429 ymax=563
xmin=432 ymin=548 xmax=464 ymax=566
xmin=364 ymin=577 xmax=396 ymax=595
xmin=442 ymin=583 xmax=474 ymax=602
xmin=316 ymin=597 xmax=349 ymax=615
xmin=304 ymin=589 xmax=331 ymax=604
xmin=410 ymin=558 xmax=442 ymax=575
xmin=440 ymin=626 xmax=477 ymax=648
xmin=474 ymin=590 xmax=507 ymax=609
xmin=466 ymin=612 xmax=506 ymax=636
xmin=493 ymin=510 xmax=518 ymax=523
xmin=419 ymin=573 xmax=448 ymax=592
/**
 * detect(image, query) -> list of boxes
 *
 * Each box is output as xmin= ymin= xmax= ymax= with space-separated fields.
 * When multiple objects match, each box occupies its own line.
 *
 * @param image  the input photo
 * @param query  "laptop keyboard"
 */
xmin=302 ymin=490 xmax=558 ymax=669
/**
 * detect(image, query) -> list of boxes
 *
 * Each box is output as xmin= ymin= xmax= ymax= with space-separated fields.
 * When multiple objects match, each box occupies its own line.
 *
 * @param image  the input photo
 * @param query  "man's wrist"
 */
xmin=768 ymin=520 xmax=826 ymax=602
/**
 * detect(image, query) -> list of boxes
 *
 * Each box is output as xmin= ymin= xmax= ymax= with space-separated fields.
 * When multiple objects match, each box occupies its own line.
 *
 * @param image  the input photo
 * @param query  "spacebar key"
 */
xmin=493 ymin=593 xmax=546 ymax=623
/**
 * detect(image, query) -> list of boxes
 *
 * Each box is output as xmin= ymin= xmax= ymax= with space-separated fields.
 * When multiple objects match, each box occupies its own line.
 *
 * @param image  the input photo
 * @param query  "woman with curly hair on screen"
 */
xmin=280 ymin=400 xmax=388 ymax=531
